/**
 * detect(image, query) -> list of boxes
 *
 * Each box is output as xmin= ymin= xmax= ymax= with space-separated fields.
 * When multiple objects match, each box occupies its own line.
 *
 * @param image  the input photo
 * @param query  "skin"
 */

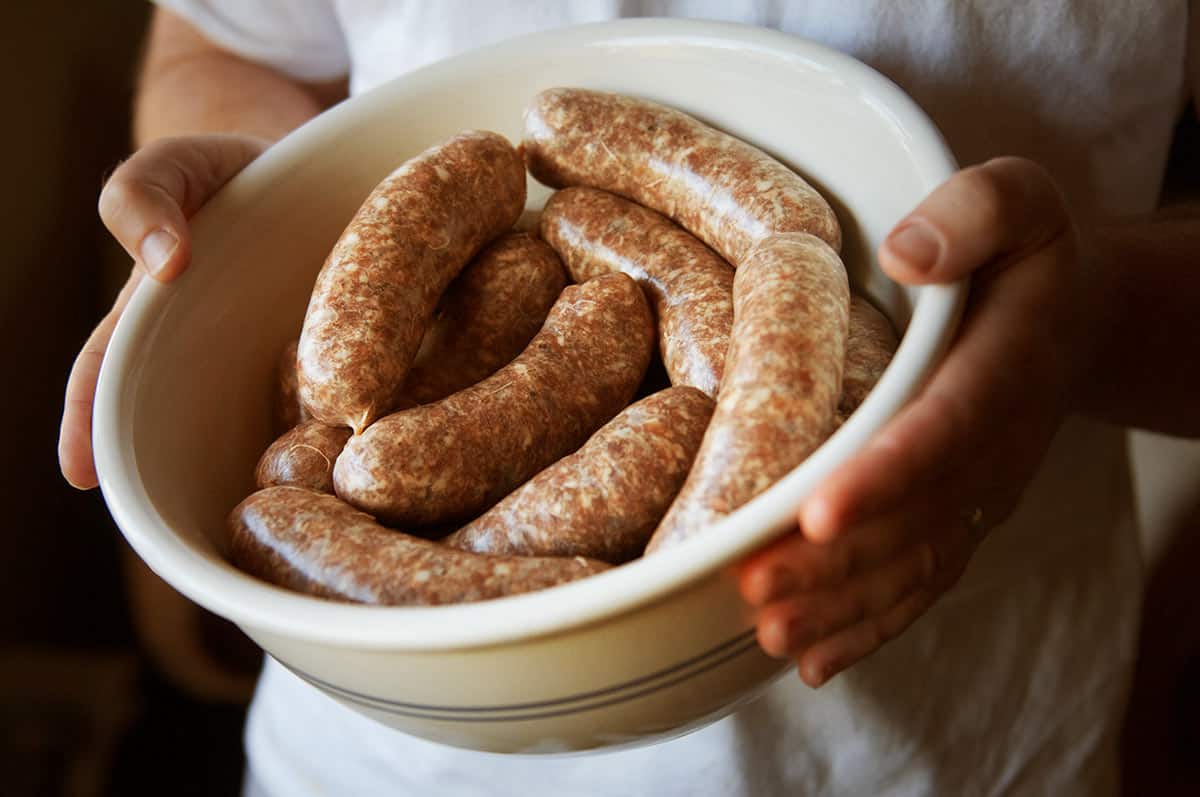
xmin=61 ymin=8 xmax=1200 ymax=688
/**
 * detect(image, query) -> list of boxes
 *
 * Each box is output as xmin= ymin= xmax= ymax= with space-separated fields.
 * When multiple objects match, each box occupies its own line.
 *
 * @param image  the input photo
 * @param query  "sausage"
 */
xmin=273 ymin=339 xmax=309 ymax=434
xmin=403 ymin=232 xmax=566 ymax=404
xmin=334 ymin=272 xmax=654 ymax=527
xmin=297 ymin=130 xmax=526 ymax=432
xmin=541 ymin=187 xmax=734 ymax=398
xmin=647 ymin=232 xmax=850 ymax=553
xmin=523 ymin=88 xmax=841 ymax=267
xmin=838 ymin=296 xmax=899 ymax=423
xmin=274 ymin=233 xmax=564 ymax=424
xmin=229 ymin=487 xmax=610 ymax=606
xmin=255 ymin=420 xmax=353 ymax=494
xmin=443 ymin=387 xmax=714 ymax=563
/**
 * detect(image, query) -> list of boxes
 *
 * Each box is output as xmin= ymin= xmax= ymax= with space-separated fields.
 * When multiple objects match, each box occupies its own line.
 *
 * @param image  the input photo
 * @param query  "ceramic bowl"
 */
xmin=94 ymin=18 xmax=962 ymax=754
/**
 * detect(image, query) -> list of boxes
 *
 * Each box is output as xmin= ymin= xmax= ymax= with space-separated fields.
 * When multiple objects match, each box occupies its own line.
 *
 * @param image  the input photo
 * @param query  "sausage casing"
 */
xmin=647 ymin=232 xmax=850 ymax=553
xmin=838 ymin=296 xmax=900 ymax=423
xmin=403 ymin=231 xmax=566 ymax=404
xmin=297 ymin=131 xmax=526 ymax=432
xmin=523 ymin=88 xmax=841 ymax=266
xmin=443 ymin=386 xmax=714 ymax=563
xmin=541 ymin=187 xmax=734 ymax=398
xmin=254 ymin=421 xmax=353 ymax=495
xmin=273 ymin=338 xmax=309 ymax=434
xmin=334 ymin=272 xmax=654 ymax=527
xmin=229 ymin=487 xmax=609 ymax=606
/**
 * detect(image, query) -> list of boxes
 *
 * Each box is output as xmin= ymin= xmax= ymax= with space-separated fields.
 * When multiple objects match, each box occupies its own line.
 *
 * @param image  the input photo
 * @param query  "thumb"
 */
xmin=97 ymin=134 xmax=269 ymax=282
xmin=879 ymin=156 xmax=1071 ymax=285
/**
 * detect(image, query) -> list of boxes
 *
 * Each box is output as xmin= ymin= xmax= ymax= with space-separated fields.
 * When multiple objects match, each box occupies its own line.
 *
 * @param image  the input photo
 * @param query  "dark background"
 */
xmin=1 ymin=3 xmax=1197 ymax=796
xmin=1 ymin=4 xmax=252 ymax=796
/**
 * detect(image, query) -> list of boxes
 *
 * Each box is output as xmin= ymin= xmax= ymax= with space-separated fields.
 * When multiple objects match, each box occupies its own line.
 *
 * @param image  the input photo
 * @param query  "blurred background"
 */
xmin=2 ymin=3 xmax=1198 ymax=796
xmin=2 ymin=4 xmax=257 ymax=796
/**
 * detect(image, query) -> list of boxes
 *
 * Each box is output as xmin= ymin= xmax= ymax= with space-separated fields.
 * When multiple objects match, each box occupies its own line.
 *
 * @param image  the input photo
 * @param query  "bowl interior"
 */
xmin=94 ymin=19 xmax=960 ymax=650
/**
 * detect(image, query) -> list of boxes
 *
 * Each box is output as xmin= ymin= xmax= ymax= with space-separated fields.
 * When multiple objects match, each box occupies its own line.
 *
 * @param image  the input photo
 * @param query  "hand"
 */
xmin=737 ymin=157 xmax=1093 ymax=687
xmin=59 ymin=134 xmax=268 ymax=489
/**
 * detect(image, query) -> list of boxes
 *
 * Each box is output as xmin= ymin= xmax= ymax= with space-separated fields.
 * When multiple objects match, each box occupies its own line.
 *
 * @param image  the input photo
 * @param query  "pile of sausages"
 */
xmin=228 ymin=88 xmax=899 ymax=606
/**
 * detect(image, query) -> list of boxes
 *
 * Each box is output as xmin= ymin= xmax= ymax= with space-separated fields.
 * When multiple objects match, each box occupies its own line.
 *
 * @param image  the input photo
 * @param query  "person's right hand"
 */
xmin=59 ymin=134 xmax=269 ymax=489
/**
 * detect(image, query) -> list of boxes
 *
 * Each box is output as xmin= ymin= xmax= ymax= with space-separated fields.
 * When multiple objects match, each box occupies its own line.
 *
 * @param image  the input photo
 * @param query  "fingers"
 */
xmin=752 ymin=540 xmax=936 ymax=660
xmin=794 ymin=526 xmax=976 ymax=687
xmin=879 ymin=156 xmax=1072 ymax=285
xmin=739 ymin=490 xmax=945 ymax=603
xmin=66 ymin=135 xmax=268 ymax=489
xmin=98 ymin=134 xmax=267 ymax=282
xmin=796 ymin=588 xmax=937 ymax=687
xmin=58 ymin=270 xmax=145 ymax=489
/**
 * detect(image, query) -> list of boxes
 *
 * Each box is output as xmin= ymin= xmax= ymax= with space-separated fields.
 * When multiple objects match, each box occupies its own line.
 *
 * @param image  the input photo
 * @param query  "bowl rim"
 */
xmin=94 ymin=17 xmax=964 ymax=652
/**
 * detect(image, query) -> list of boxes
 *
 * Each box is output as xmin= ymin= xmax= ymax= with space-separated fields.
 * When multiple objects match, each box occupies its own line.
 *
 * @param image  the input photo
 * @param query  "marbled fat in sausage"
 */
xmin=229 ymin=487 xmax=609 ymax=606
xmin=647 ymin=232 xmax=850 ymax=553
xmin=298 ymin=131 xmax=526 ymax=432
xmin=541 ymin=187 xmax=733 ymax=398
xmin=444 ymin=387 xmax=714 ymax=563
xmin=334 ymin=272 xmax=654 ymax=527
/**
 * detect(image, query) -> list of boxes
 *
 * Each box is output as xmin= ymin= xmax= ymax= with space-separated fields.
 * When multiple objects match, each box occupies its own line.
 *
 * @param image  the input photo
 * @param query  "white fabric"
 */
xmin=153 ymin=1 xmax=1191 ymax=794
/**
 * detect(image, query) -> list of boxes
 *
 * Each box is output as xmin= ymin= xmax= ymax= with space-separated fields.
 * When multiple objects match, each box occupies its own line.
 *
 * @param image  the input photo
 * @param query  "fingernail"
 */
xmin=140 ymin=228 xmax=178 ymax=278
xmin=885 ymin=220 xmax=940 ymax=272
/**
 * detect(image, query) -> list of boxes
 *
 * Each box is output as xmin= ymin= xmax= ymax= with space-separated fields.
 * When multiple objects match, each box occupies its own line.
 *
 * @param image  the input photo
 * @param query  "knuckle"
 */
xmin=958 ymin=166 xmax=1009 ymax=230
xmin=97 ymin=170 xmax=134 ymax=224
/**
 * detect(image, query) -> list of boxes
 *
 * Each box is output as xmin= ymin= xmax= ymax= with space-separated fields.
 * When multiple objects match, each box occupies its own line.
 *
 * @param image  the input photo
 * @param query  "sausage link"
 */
xmin=838 ymin=296 xmax=899 ymax=423
xmin=298 ymin=131 xmax=526 ymax=432
xmin=404 ymin=232 xmax=566 ymax=404
xmin=229 ymin=487 xmax=609 ymax=606
xmin=444 ymin=386 xmax=714 ymax=563
xmin=647 ymin=232 xmax=850 ymax=553
xmin=273 ymin=339 xmax=309 ymax=434
xmin=255 ymin=421 xmax=353 ymax=494
xmin=334 ymin=272 xmax=654 ymax=527
xmin=541 ymin=187 xmax=734 ymax=398
xmin=523 ymin=88 xmax=841 ymax=266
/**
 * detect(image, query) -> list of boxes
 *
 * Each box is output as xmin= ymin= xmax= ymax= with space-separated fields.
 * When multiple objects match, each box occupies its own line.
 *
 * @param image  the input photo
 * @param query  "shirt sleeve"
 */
xmin=153 ymin=0 xmax=350 ymax=82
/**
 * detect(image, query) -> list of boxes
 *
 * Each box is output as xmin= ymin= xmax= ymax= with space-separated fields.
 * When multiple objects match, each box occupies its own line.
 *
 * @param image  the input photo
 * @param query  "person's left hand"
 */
xmin=736 ymin=157 xmax=1096 ymax=688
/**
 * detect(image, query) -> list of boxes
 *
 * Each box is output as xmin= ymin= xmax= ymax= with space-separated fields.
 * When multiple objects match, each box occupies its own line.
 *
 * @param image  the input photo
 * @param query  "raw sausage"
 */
xmin=541 ymin=187 xmax=733 ymax=397
xmin=838 ymin=296 xmax=899 ymax=423
xmin=523 ymin=88 xmax=841 ymax=266
xmin=647 ymin=232 xmax=850 ymax=553
xmin=273 ymin=339 xmax=309 ymax=434
xmin=229 ymin=487 xmax=609 ymax=606
xmin=403 ymin=231 xmax=566 ymax=404
xmin=334 ymin=272 xmax=654 ymax=527
xmin=255 ymin=421 xmax=353 ymax=494
xmin=444 ymin=387 xmax=714 ymax=563
xmin=298 ymin=131 xmax=526 ymax=432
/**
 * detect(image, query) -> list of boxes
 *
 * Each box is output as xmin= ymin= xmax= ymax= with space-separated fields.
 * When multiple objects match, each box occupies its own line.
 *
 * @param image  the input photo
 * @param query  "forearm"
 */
xmin=133 ymin=7 xmax=346 ymax=145
xmin=1074 ymin=207 xmax=1200 ymax=436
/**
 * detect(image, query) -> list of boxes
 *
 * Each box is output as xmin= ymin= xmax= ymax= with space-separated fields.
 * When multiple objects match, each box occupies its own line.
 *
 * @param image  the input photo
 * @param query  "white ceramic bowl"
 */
xmin=94 ymin=19 xmax=963 ymax=754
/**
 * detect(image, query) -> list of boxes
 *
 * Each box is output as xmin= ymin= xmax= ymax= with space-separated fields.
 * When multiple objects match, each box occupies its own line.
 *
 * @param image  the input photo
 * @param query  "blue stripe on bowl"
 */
xmin=277 ymin=629 xmax=763 ymax=723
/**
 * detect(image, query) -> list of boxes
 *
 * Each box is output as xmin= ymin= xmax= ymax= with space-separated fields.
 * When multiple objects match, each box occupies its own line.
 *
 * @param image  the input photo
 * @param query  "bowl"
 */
xmin=93 ymin=18 xmax=963 ymax=754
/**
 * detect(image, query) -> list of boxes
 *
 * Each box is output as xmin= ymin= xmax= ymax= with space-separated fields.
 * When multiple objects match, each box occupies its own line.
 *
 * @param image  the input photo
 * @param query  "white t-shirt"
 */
xmin=157 ymin=2 xmax=1190 ymax=795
